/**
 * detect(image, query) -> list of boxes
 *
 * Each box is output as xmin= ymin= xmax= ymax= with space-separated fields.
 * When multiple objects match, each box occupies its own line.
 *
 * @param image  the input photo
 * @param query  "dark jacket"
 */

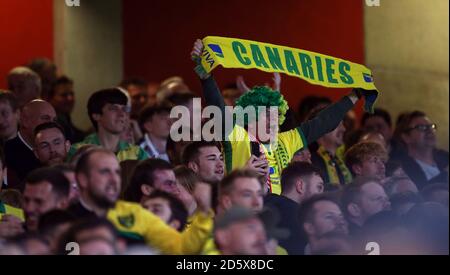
xmin=56 ymin=113 xmax=86 ymax=144
xmin=4 ymin=135 xmax=40 ymax=191
xmin=399 ymin=149 xmax=449 ymax=190
xmin=264 ymin=193 xmax=307 ymax=255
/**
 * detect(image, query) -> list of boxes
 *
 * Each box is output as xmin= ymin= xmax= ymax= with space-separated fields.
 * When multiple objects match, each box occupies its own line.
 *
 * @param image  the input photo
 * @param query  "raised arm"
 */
xmin=299 ymin=90 xmax=361 ymax=144
xmin=191 ymin=39 xmax=230 ymax=140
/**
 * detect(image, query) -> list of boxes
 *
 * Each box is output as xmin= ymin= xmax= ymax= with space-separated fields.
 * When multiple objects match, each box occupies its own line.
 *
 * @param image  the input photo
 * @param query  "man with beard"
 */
xmin=67 ymin=88 xmax=148 ymax=162
xmin=297 ymin=194 xmax=349 ymax=255
xmin=23 ymin=167 xmax=70 ymax=232
xmin=33 ymin=122 xmax=71 ymax=166
xmin=4 ymin=100 xmax=57 ymax=191
xmin=265 ymin=161 xmax=325 ymax=255
xmin=67 ymin=148 xmax=213 ymax=255
xmin=341 ymin=176 xmax=391 ymax=237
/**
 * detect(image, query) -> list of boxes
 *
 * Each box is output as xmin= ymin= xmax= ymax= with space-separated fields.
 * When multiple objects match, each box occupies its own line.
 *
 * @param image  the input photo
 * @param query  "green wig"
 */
xmin=235 ymin=86 xmax=289 ymax=126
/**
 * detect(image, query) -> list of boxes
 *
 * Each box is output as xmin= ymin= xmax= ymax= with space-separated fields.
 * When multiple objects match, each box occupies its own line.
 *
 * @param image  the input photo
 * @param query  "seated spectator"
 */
xmin=33 ymin=122 xmax=71 ymax=166
xmin=343 ymin=128 xmax=366 ymax=153
xmin=68 ymin=144 xmax=97 ymax=167
xmin=23 ymin=167 xmax=70 ymax=231
xmin=165 ymin=93 xmax=196 ymax=127
xmin=182 ymin=141 xmax=225 ymax=184
xmin=394 ymin=111 xmax=448 ymax=189
xmin=119 ymin=77 xmax=150 ymax=119
xmin=265 ymin=162 xmax=324 ymax=255
xmin=138 ymin=102 xmax=172 ymax=162
xmin=292 ymin=147 xmax=312 ymax=163
xmin=27 ymin=58 xmax=57 ymax=101
xmin=297 ymin=194 xmax=349 ymax=255
xmin=119 ymin=116 xmax=138 ymax=144
xmin=0 ymin=212 xmax=24 ymax=239
xmin=214 ymin=206 xmax=288 ymax=255
xmin=157 ymin=76 xmax=191 ymax=103
xmin=420 ymin=182 xmax=449 ymax=207
xmin=0 ymin=189 xmax=23 ymax=209
xmin=385 ymin=160 xmax=410 ymax=178
xmin=57 ymin=217 xmax=122 ymax=255
xmin=4 ymin=100 xmax=56 ymax=191
xmin=173 ymin=165 xmax=198 ymax=216
xmin=341 ymin=177 xmax=390 ymax=237
xmin=383 ymin=176 xmax=419 ymax=197
xmin=67 ymin=147 xmax=213 ymax=255
xmin=2 ymin=233 xmax=50 ymax=255
xmin=38 ymin=209 xmax=75 ymax=253
xmin=182 ymin=141 xmax=225 ymax=209
xmin=119 ymin=159 xmax=140 ymax=199
xmin=361 ymin=108 xmax=405 ymax=159
xmin=217 ymin=170 xmax=263 ymax=214
xmin=343 ymin=110 xmax=357 ymax=146
xmin=141 ymin=190 xmax=188 ymax=231
xmin=124 ymin=158 xmax=178 ymax=203
xmin=345 ymin=141 xmax=388 ymax=181
xmin=310 ymin=231 xmax=353 ymax=255
xmin=118 ymin=87 xmax=143 ymax=144
xmin=67 ymin=88 xmax=148 ymax=162
xmin=166 ymin=134 xmax=191 ymax=166
xmin=359 ymin=131 xmax=387 ymax=150
xmin=203 ymin=170 xmax=290 ymax=255
xmin=402 ymin=202 xmax=449 ymax=254
xmin=308 ymin=107 xmax=353 ymax=187
xmin=49 ymin=76 xmax=86 ymax=143
xmin=7 ymin=67 xmax=41 ymax=108
xmin=0 ymin=91 xmax=20 ymax=143
xmin=146 ymin=82 xmax=159 ymax=106
xmin=52 ymin=164 xmax=80 ymax=205
xmin=390 ymin=191 xmax=422 ymax=216
xmin=358 ymin=210 xmax=403 ymax=253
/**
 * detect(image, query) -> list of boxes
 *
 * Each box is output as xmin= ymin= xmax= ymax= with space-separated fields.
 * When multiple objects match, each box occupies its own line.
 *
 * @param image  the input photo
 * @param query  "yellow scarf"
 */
xmin=200 ymin=36 xmax=378 ymax=112
xmin=317 ymin=146 xmax=352 ymax=186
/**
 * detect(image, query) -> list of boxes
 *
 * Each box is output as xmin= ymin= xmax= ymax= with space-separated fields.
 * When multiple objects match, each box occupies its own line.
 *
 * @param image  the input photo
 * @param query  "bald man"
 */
xmin=4 ymin=100 xmax=56 ymax=191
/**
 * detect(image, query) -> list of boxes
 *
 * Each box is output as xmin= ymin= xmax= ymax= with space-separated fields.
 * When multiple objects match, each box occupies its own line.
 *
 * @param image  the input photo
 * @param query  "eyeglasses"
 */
xmin=406 ymin=123 xmax=437 ymax=132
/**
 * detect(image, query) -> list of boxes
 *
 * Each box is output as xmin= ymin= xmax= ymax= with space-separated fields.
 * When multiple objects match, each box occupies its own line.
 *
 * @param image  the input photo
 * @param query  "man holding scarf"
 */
xmin=191 ymin=39 xmax=362 ymax=194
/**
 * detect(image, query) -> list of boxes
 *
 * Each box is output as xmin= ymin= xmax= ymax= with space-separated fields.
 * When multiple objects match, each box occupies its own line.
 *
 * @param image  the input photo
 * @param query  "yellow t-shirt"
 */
xmin=224 ymin=125 xmax=307 ymax=194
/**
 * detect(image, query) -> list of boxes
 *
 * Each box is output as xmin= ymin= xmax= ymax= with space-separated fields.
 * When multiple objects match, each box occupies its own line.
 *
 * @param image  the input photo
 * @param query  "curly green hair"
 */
xmin=235 ymin=86 xmax=289 ymax=126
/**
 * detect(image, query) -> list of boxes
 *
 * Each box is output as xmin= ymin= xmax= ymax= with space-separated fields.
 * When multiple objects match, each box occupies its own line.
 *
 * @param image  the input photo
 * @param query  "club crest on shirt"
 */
xmin=118 ymin=214 xmax=135 ymax=228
